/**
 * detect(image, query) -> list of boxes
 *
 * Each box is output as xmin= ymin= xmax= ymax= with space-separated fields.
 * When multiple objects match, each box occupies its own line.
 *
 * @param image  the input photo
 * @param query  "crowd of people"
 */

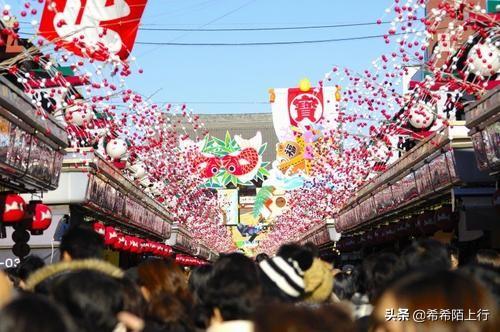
xmin=0 ymin=224 xmax=498 ymax=332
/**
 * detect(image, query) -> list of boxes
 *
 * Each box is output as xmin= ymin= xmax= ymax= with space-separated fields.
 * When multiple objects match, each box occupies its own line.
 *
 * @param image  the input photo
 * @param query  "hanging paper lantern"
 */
xmin=467 ymin=43 xmax=500 ymax=77
xmin=106 ymin=138 xmax=128 ymax=160
xmin=93 ymin=222 xmax=106 ymax=236
xmin=3 ymin=194 xmax=26 ymax=223
xmin=65 ymin=102 xmax=94 ymax=126
xmin=105 ymin=226 xmax=118 ymax=246
xmin=30 ymin=204 xmax=52 ymax=235
xmin=114 ymin=234 xmax=126 ymax=250
xmin=123 ymin=236 xmax=133 ymax=251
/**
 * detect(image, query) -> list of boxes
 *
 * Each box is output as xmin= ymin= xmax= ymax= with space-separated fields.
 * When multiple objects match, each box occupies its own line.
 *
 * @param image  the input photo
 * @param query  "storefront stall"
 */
xmin=302 ymin=124 xmax=497 ymax=258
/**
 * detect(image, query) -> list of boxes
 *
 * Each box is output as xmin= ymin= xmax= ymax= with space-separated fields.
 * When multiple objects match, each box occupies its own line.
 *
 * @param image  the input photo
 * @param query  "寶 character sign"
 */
xmin=39 ymin=0 xmax=148 ymax=61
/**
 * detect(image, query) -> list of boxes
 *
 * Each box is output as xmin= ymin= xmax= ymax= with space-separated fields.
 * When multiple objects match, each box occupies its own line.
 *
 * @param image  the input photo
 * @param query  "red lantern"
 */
xmin=30 ymin=204 xmax=52 ymax=235
xmin=93 ymin=222 xmax=106 ymax=236
xmin=105 ymin=226 xmax=118 ymax=246
xmin=114 ymin=234 xmax=125 ymax=249
xmin=123 ymin=236 xmax=132 ymax=251
xmin=3 ymin=194 xmax=26 ymax=223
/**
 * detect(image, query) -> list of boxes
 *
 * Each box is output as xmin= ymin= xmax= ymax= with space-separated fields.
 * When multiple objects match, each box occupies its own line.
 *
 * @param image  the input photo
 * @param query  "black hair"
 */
xmin=0 ymin=294 xmax=77 ymax=332
xmin=49 ymin=270 xmax=124 ymax=332
xmin=59 ymin=224 xmax=104 ymax=260
xmin=276 ymin=243 xmax=314 ymax=271
xmin=205 ymin=253 xmax=261 ymax=321
xmin=401 ymin=239 xmax=451 ymax=272
xmin=255 ymin=253 xmax=270 ymax=263
xmin=304 ymin=242 xmax=320 ymax=258
xmin=16 ymin=255 xmax=45 ymax=281
xmin=189 ymin=265 xmax=214 ymax=329
xmin=334 ymin=272 xmax=356 ymax=301
xmin=118 ymin=276 xmax=146 ymax=318
xmin=188 ymin=264 xmax=213 ymax=304
xmin=460 ymin=265 xmax=500 ymax=307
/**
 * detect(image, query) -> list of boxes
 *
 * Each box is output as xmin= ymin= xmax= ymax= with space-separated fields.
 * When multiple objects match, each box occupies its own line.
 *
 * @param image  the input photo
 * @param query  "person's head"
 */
xmin=304 ymin=242 xmax=320 ymax=258
xmin=460 ymin=265 xmax=500 ymax=307
xmin=118 ymin=276 xmax=146 ymax=318
xmin=137 ymin=259 xmax=193 ymax=329
xmin=254 ymin=303 xmax=355 ymax=332
xmin=276 ymin=243 xmax=314 ymax=272
xmin=474 ymin=249 xmax=500 ymax=270
xmin=372 ymin=270 xmax=498 ymax=332
xmin=334 ymin=272 xmax=356 ymax=301
xmin=401 ymin=239 xmax=451 ymax=272
xmin=205 ymin=253 xmax=261 ymax=324
xmin=137 ymin=258 xmax=190 ymax=303
xmin=49 ymin=270 xmax=124 ymax=332
xmin=303 ymin=258 xmax=334 ymax=303
xmin=188 ymin=264 xmax=213 ymax=304
xmin=255 ymin=253 xmax=269 ymax=263
xmin=447 ymin=244 xmax=459 ymax=270
xmin=0 ymin=294 xmax=77 ymax=332
xmin=16 ymin=255 xmax=45 ymax=289
xmin=259 ymin=244 xmax=313 ymax=303
xmin=59 ymin=224 xmax=104 ymax=261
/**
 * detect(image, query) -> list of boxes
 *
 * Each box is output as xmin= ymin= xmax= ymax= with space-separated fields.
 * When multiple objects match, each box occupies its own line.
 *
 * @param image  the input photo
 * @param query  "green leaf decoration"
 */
xmin=224 ymin=131 xmax=231 ymax=146
xmin=258 ymin=143 xmax=267 ymax=156
xmin=253 ymin=186 xmax=274 ymax=218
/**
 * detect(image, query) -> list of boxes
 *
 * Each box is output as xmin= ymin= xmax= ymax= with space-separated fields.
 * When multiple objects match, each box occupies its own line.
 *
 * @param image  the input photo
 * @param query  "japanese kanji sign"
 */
xmin=39 ymin=0 xmax=148 ymax=61
xmin=270 ymin=86 xmax=339 ymax=142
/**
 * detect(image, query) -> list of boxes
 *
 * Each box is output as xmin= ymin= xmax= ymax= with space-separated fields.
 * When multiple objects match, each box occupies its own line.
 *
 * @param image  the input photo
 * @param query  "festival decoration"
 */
xmin=39 ymin=0 xmax=149 ymax=60
xmin=193 ymin=131 xmax=269 ymax=187
xmin=3 ymin=194 xmax=26 ymax=223
xmin=106 ymin=138 xmax=128 ymax=160
xmin=30 ymin=204 xmax=52 ymax=235
xmin=270 ymin=84 xmax=339 ymax=142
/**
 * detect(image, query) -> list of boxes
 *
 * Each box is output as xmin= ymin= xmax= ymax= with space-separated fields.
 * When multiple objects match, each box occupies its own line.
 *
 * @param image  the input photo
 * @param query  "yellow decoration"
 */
xmin=299 ymin=78 xmax=311 ymax=92
xmin=335 ymin=85 xmax=342 ymax=102
xmin=268 ymin=88 xmax=276 ymax=103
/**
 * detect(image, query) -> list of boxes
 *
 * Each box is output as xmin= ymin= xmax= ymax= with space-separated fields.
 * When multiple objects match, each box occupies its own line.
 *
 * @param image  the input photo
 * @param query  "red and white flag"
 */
xmin=39 ymin=0 xmax=148 ymax=61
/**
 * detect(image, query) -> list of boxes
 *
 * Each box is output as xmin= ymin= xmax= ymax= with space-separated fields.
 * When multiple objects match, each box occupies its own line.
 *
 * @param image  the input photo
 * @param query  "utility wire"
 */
xmin=136 ymin=31 xmax=417 ymax=46
xmin=138 ymin=21 xmax=393 ymax=31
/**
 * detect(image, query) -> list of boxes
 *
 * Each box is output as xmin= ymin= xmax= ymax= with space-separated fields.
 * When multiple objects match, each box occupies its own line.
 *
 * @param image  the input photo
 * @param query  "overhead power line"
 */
xmin=137 ymin=31 xmax=416 ymax=46
xmin=139 ymin=21 xmax=393 ymax=31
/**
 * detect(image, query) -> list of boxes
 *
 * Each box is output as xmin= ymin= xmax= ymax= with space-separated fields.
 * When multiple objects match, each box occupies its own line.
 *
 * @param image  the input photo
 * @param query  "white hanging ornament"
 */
xmin=467 ymin=42 xmax=500 ymax=77
xmin=129 ymin=162 xmax=147 ymax=179
xmin=408 ymin=101 xmax=435 ymax=129
xmin=65 ymin=102 xmax=94 ymax=126
xmin=106 ymin=138 xmax=128 ymax=160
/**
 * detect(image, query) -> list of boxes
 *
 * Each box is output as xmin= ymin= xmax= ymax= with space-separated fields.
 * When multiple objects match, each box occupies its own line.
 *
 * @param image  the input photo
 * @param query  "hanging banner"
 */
xmin=270 ymin=86 xmax=339 ymax=142
xmin=39 ymin=0 xmax=148 ymax=61
xmin=217 ymin=189 xmax=239 ymax=226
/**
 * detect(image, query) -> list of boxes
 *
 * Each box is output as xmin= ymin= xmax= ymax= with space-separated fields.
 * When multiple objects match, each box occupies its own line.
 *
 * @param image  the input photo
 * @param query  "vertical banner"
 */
xmin=217 ymin=189 xmax=239 ymax=226
xmin=271 ymin=86 xmax=338 ymax=142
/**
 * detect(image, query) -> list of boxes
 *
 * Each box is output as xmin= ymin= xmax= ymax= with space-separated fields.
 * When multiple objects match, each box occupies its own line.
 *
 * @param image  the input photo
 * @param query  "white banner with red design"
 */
xmin=39 ymin=0 xmax=148 ymax=61
xmin=271 ymin=86 xmax=339 ymax=142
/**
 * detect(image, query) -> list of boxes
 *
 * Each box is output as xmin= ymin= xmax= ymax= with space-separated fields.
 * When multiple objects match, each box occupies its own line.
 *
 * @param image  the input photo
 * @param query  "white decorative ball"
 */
xmin=65 ymin=102 xmax=94 ymax=126
xmin=106 ymin=138 xmax=128 ymax=159
xmin=467 ymin=42 xmax=500 ymax=77
xmin=408 ymin=101 xmax=435 ymax=129
xmin=129 ymin=163 xmax=147 ymax=179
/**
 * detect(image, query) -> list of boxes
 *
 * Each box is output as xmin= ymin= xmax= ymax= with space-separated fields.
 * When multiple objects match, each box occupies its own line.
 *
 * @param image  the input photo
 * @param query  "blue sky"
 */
xmin=12 ymin=0 xmax=395 ymax=114
xmin=124 ymin=0 xmax=394 ymax=114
